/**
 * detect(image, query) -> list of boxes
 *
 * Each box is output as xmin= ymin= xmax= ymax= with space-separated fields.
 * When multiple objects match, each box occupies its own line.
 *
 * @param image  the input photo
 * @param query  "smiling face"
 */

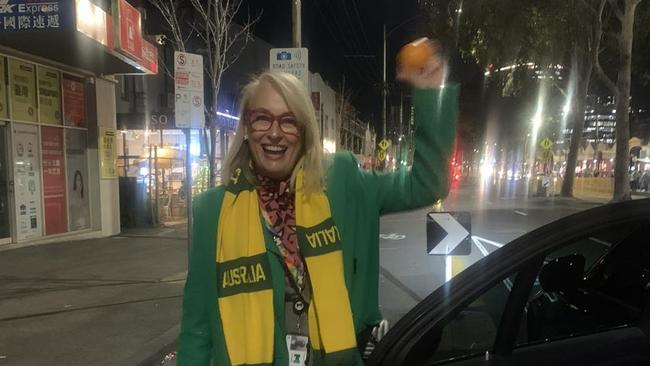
xmin=246 ymin=81 xmax=303 ymax=180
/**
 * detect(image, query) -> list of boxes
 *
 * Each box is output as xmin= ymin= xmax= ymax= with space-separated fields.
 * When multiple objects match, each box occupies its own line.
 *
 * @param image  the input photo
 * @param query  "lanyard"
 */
xmin=262 ymin=219 xmax=310 ymax=319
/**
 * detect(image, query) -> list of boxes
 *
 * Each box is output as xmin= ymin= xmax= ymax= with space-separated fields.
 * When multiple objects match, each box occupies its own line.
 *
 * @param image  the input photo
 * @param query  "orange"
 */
xmin=397 ymin=37 xmax=434 ymax=74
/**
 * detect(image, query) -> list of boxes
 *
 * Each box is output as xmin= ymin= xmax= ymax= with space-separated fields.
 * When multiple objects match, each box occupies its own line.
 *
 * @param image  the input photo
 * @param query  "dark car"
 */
xmin=369 ymin=199 xmax=650 ymax=366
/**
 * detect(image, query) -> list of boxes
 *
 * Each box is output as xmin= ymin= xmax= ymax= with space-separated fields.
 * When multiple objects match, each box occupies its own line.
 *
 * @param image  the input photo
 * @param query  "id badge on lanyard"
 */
xmin=286 ymin=334 xmax=309 ymax=366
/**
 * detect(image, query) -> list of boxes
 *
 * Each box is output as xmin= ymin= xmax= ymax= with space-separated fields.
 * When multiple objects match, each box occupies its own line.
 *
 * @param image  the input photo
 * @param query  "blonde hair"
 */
xmin=222 ymin=71 xmax=325 ymax=193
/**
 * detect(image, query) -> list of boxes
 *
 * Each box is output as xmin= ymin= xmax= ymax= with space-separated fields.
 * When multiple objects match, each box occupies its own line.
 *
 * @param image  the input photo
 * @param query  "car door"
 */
xmin=369 ymin=199 xmax=650 ymax=366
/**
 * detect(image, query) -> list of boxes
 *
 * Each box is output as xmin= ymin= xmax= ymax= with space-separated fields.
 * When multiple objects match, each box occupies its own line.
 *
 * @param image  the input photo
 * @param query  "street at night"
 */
xmin=1 ymin=0 xmax=650 ymax=365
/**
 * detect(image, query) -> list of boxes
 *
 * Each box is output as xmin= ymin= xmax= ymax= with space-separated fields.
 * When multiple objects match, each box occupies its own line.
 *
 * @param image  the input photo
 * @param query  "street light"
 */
xmin=382 ymin=15 xmax=424 ymax=141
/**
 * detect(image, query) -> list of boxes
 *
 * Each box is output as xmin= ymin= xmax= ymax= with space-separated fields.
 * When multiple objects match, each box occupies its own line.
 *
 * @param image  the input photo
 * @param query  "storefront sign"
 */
xmin=0 ymin=57 xmax=7 ymax=119
xmin=38 ymin=66 xmax=62 ymax=125
xmin=114 ymin=0 xmax=142 ymax=61
xmin=0 ymin=0 xmax=72 ymax=31
xmin=174 ymin=51 xmax=205 ymax=129
xmin=13 ymin=123 xmax=42 ymax=241
xmin=99 ymin=127 xmax=117 ymax=179
xmin=41 ymin=126 xmax=67 ymax=235
xmin=75 ymin=0 xmax=112 ymax=47
xmin=8 ymin=59 xmax=37 ymax=122
xmin=141 ymin=40 xmax=159 ymax=74
xmin=63 ymin=75 xmax=85 ymax=127
xmin=66 ymin=129 xmax=89 ymax=231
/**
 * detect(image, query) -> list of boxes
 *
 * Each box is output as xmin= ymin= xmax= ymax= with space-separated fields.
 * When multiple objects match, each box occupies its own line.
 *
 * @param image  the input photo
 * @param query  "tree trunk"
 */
xmin=561 ymin=79 xmax=590 ymax=196
xmin=612 ymin=0 xmax=638 ymax=202
xmin=209 ymin=120 xmax=217 ymax=187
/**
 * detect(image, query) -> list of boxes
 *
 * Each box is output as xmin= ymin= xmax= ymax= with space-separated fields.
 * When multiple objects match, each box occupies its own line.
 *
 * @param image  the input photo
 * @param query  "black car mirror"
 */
xmin=539 ymin=254 xmax=586 ymax=293
xmin=427 ymin=211 xmax=471 ymax=255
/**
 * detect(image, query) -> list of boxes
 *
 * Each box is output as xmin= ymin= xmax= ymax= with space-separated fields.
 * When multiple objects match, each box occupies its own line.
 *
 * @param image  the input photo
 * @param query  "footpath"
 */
xmin=0 ymin=221 xmax=189 ymax=366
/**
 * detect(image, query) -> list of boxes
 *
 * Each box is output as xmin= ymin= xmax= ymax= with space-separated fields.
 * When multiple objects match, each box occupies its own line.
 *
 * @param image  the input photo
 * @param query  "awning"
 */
xmin=0 ymin=30 xmax=143 ymax=75
xmin=0 ymin=0 xmax=157 ymax=76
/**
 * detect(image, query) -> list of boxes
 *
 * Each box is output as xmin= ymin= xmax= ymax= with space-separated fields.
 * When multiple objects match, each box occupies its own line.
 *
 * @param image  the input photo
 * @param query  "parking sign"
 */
xmin=174 ymin=52 xmax=204 ymax=129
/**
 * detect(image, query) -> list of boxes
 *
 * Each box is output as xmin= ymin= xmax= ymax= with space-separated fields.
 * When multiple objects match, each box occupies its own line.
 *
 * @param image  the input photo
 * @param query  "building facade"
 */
xmin=0 ymin=0 xmax=158 ymax=246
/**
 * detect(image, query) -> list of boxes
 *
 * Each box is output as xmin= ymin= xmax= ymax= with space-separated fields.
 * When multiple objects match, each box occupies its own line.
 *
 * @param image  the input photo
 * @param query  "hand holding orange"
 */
xmin=396 ymin=38 xmax=445 ymax=89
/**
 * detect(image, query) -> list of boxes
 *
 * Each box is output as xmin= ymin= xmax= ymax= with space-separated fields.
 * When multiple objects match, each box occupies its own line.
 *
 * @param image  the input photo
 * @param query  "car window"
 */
xmin=425 ymin=274 xmax=517 ymax=364
xmin=517 ymin=221 xmax=650 ymax=347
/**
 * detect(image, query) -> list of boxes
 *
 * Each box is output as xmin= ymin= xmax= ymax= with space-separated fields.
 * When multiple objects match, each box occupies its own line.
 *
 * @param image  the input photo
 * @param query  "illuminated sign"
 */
xmin=114 ymin=0 xmax=142 ymax=61
xmin=75 ymin=0 xmax=111 ymax=47
xmin=0 ymin=0 xmax=71 ymax=31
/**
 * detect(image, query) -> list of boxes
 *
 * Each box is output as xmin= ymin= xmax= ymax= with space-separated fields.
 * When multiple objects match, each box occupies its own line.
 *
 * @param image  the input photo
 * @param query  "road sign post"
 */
xmin=427 ymin=212 xmax=472 ymax=255
xmin=174 ymin=51 xmax=204 ymax=263
xmin=269 ymin=48 xmax=309 ymax=88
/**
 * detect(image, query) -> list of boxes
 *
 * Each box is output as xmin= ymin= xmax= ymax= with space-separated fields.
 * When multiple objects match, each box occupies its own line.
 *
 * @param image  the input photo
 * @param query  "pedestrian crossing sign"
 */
xmin=378 ymin=150 xmax=387 ymax=161
xmin=378 ymin=139 xmax=390 ymax=151
xmin=540 ymin=137 xmax=553 ymax=150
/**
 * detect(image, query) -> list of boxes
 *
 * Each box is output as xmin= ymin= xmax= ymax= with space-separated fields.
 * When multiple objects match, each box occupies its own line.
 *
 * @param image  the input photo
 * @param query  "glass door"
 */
xmin=0 ymin=123 xmax=11 ymax=243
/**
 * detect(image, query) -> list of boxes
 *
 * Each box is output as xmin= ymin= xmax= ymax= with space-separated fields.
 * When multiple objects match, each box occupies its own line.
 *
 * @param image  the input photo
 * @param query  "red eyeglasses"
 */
xmin=246 ymin=109 xmax=302 ymax=135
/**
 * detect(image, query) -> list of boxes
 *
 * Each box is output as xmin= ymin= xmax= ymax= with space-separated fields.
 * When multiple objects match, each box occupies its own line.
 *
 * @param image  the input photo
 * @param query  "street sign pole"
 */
xmin=185 ymin=129 xmax=192 ymax=259
xmin=175 ymin=51 xmax=205 ymax=265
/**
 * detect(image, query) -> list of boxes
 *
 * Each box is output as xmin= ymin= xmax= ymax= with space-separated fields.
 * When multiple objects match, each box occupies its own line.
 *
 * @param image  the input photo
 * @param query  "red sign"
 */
xmin=141 ymin=40 xmax=159 ymax=74
xmin=41 ymin=127 xmax=67 ymax=235
xmin=106 ymin=14 xmax=114 ymax=49
xmin=63 ymin=76 xmax=86 ymax=127
xmin=117 ymin=0 xmax=142 ymax=61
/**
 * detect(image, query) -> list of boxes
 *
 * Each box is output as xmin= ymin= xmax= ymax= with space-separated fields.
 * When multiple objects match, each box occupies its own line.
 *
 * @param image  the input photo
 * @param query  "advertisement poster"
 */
xmin=13 ymin=123 xmax=42 ymax=241
xmin=38 ymin=67 xmax=62 ymax=125
xmin=99 ymin=127 xmax=117 ymax=179
xmin=62 ymin=76 xmax=85 ymax=127
xmin=41 ymin=126 xmax=67 ymax=235
xmin=9 ymin=59 xmax=37 ymax=122
xmin=66 ymin=129 xmax=89 ymax=231
xmin=0 ymin=57 xmax=7 ymax=119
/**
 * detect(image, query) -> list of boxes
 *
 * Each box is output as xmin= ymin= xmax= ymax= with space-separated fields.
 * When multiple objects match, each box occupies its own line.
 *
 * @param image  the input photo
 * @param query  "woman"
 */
xmin=178 ymin=43 xmax=457 ymax=366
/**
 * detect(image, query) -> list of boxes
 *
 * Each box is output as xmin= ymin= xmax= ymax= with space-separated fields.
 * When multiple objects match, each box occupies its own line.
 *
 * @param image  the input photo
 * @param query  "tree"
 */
xmin=557 ymin=0 xmax=607 ymax=197
xmin=148 ymin=0 xmax=259 ymax=187
xmin=590 ymin=0 xmax=646 ymax=201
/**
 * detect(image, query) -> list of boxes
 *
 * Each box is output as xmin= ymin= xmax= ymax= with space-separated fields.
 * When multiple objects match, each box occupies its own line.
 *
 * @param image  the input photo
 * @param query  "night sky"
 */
xmin=240 ymin=0 xmax=424 ymax=123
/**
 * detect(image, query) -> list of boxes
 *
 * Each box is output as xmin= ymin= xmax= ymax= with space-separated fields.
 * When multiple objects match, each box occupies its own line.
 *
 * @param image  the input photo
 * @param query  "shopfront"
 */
xmin=0 ymin=0 xmax=157 ymax=245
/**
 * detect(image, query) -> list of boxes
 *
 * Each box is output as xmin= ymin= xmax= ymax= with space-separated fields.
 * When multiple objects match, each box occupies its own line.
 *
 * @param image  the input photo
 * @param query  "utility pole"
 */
xmin=292 ymin=0 xmax=302 ymax=47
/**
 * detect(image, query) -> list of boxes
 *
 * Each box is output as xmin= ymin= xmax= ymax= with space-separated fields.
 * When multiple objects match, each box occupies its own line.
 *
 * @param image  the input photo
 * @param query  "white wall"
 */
xmin=310 ymin=73 xmax=337 ymax=153
xmin=95 ymin=78 xmax=121 ymax=236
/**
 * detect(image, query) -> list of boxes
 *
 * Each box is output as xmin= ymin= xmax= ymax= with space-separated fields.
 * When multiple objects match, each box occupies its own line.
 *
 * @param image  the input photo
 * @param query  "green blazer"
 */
xmin=178 ymin=86 xmax=459 ymax=365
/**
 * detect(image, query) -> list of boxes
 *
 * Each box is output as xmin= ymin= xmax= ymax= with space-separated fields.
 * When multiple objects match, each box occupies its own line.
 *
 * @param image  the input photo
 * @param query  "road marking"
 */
xmin=472 ymin=235 xmax=504 ymax=248
xmin=445 ymin=255 xmax=452 ymax=282
xmin=513 ymin=210 xmax=528 ymax=216
xmin=472 ymin=236 xmax=513 ymax=291
xmin=379 ymin=266 xmax=423 ymax=303
xmin=379 ymin=233 xmax=406 ymax=240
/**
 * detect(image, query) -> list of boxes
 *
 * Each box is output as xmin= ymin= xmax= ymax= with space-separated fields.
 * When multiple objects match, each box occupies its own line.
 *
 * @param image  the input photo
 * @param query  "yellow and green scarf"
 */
xmin=216 ymin=167 xmax=357 ymax=365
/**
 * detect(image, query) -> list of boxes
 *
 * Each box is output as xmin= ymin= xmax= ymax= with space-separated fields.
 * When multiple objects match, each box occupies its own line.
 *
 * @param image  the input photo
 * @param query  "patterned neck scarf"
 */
xmin=255 ymin=175 xmax=306 ymax=291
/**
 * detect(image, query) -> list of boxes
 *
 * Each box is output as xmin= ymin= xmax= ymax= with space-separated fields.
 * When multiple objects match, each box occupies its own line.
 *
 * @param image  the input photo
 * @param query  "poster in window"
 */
xmin=99 ymin=127 xmax=117 ymax=179
xmin=38 ymin=67 xmax=62 ymax=125
xmin=13 ymin=123 xmax=43 ymax=241
xmin=41 ymin=126 xmax=67 ymax=235
xmin=9 ymin=59 xmax=37 ymax=122
xmin=0 ymin=57 xmax=7 ymax=119
xmin=63 ymin=76 xmax=86 ymax=127
xmin=66 ymin=129 xmax=89 ymax=231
